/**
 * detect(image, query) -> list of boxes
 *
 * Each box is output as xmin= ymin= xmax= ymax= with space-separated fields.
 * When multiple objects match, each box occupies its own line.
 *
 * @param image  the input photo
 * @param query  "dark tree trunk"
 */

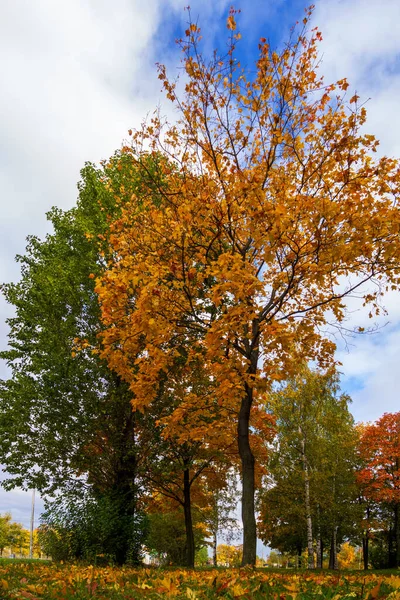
xmin=329 ymin=528 xmax=338 ymax=569
xmin=317 ymin=538 xmax=323 ymax=569
xmin=238 ymin=382 xmax=257 ymax=566
xmin=297 ymin=546 xmax=302 ymax=568
xmin=183 ymin=467 xmax=195 ymax=568
xmin=213 ymin=530 xmax=217 ymax=567
xmin=316 ymin=505 xmax=322 ymax=568
xmin=395 ymin=503 xmax=400 ymax=568
xmin=362 ymin=505 xmax=370 ymax=570
xmin=362 ymin=534 xmax=369 ymax=570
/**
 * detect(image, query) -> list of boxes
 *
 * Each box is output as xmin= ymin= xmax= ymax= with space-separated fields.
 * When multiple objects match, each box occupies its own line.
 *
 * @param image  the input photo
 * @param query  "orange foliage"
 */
xmin=96 ymin=7 xmax=400 ymax=564
xmin=358 ymin=412 xmax=400 ymax=505
xmin=1 ymin=562 xmax=400 ymax=598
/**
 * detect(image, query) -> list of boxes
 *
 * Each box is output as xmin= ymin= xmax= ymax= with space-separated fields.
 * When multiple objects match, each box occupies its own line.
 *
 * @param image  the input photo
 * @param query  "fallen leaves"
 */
xmin=1 ymin=562 xmax=400 ymax=599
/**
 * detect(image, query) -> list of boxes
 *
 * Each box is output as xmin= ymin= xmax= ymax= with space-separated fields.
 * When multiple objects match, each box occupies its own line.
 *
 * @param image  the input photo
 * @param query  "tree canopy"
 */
xmin=96 ymin=8 xmax=400 ymax=565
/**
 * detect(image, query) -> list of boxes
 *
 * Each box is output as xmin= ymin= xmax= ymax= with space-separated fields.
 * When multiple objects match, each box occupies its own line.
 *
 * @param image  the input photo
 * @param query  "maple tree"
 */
xmin=96 ymin=7 xmax=400 ymax=565
xmin=136 ymin=346 xmax=237 ymax=567
xmin=358 ymin=412 xmax=400 ymax=567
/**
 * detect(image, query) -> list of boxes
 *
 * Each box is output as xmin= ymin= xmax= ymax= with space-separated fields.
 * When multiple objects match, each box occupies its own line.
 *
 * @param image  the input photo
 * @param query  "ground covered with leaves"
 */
xmin=1 ymin=561 xmax=400 ymax=599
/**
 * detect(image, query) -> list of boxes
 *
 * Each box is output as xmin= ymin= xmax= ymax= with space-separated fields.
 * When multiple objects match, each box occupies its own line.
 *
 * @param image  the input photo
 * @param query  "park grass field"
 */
xmin=1 ymin=561 xmax=400 ymax=599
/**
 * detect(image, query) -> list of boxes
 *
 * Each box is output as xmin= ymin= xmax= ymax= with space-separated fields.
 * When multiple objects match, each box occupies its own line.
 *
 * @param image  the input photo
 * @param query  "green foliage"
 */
xmin=0 ymin=153 xmax=153 ymax=565
xmin=38 ymin=490 xmax=147 ymax=565
xmin=0 ymin=514 xmax=12 ymax=555
xmin=195 ymin=546 xmax=209 ymax=567
xmin=0 ymin=156 xmax=138 ymax=493
xmin=145 ymin=511 xmax=206 ymax=566
xmin=0 ymin=514 xmax=28 ymax=557
xmin=259 ymin=367 xmax=360 ymax=563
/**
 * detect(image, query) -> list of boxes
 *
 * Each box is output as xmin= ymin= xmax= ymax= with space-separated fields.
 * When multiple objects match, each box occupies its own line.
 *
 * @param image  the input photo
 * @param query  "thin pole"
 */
xmin=29 ymin=489 xmax=35 ymax=559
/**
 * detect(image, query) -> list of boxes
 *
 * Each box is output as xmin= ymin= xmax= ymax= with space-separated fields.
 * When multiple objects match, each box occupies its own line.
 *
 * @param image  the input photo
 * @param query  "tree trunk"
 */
xmin=183 ymin=467 xmax=195 ymax=568
xmin=329 ymin=528 xmax=338 ymax=569
xmin=395 ymin=502 xmax=400 ymax=568
xmin=213 ymin=529 xmax=217 ymax=567
xmin=317 ymin=537 xmax=323 ymax=569
xmin=362 ymin=505 xmax=370 ymax=570
xmin=362 ymin=534 xmax=369 ymax=570
xmin=316 ymin=505 xmax=322 ymax=568
xmin=238 ymin=382 xmax=257 ymax=566
xmin=297 ymin=546 xmax=302 ymax=568
xmin=300 ymin=434 xmax=314 ymax=568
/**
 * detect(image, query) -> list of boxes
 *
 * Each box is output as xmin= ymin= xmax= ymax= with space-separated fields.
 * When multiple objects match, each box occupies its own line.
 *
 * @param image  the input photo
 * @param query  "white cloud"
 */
xmin=312 ymin=0 xmax=400 ymax=155
xmin=310 ymin=0 xmax=400 ymax=422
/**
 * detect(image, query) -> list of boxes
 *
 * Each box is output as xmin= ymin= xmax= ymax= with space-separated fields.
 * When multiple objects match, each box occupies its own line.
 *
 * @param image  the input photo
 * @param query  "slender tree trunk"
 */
xmin=362 ymin=535 xmax=369 ymax=570
xmin=317 ymin=537 xmax=323 ymax=569
xmin=316 ymin=505 xmax=322 ymax=568
xmin=213 ymin=530 xmax=217 ymax=567
xmin=300 ymin=434 xmax=314 ymax=568
xmin=238 ymin=382 xmax=257 ymax=566
xmin=183 ymin=468 xmax=195 ymax=568
xmin=388 ymin=522 xmax=395 ymax=568
xmin=394 ymin=503 xmax=400 ymax=568
xmin=329 ymin=528 xmax=338 ymax=569
xmin=297 ymin=547 xmax=302 ymax=568
xmin=362 ymin=503 xmax=369 ymax=570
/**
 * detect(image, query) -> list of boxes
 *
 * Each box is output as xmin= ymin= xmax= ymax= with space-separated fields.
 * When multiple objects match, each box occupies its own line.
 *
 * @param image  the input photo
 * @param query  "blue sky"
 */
xmin=1 ymin=0 xmax=400 ymax=547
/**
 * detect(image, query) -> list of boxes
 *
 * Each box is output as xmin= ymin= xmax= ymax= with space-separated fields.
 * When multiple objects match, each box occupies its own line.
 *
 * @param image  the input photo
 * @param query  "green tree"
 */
xmin=38 ymin=490 xmax=147 ymax=564
xmin=259 ymin=367 xmax=359 ymax=569
xmin=144 ymin=509 xmax=207 ymax=566
xmin=0 ymin=513 xmax=12 ymax=557
xmin=195 ymin=546 xmax=209 ymax=567
xmin=0 ymin=153 xmax=150 ymax=563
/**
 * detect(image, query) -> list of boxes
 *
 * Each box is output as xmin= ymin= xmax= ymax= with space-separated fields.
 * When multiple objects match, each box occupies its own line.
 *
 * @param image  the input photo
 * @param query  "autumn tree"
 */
xmin=0 ymin=513 xmax=13 ymax=557
xmin=358 ymin=412 xmax=400 ymax=568
xmin=337 ymin=542 xmax=358 ymax=570
xmin=96 ymin=8 xmax=400 ymax=565
xmin=216 ymin=544 xmax=242 ymax=567
xmin=138 ymin=352 xmax=238 ymax=567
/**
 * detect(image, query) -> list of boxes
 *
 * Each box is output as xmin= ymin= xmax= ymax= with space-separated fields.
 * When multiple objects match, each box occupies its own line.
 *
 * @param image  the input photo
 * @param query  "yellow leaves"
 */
xmin=369 ymin=582 xmax=382 ymax=599
xmin=92 ymin=10 xmax=400 ymax=544
xmin=227 ymin=15 xmax=236 ymax=31
xmin=2 ymin=562 xmax=400 ymax=599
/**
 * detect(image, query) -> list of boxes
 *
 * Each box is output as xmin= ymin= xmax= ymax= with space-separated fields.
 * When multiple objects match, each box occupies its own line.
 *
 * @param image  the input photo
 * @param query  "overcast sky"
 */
xmin=1 ymin=0 xmax=399 ymax=545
